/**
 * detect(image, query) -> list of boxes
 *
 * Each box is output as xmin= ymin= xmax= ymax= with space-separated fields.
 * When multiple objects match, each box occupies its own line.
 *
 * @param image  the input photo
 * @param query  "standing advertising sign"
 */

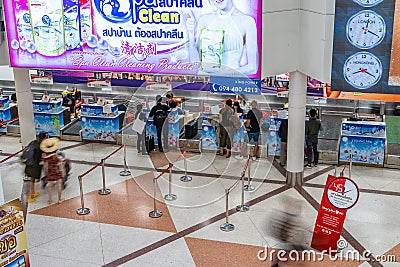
xmin=3 ymin=0 xmax=262 ymax=78
xmin=311 ymin=175 xmax=360 ymax=253
xmin=0 ymin=199 xmax=30 ymax=267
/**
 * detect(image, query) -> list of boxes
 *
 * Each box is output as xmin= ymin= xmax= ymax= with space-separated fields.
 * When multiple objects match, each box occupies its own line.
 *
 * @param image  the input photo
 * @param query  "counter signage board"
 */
xmin=210 ymin=77 xmax=261 ymax=95
xmin=311 ymin=175 xmax=359 ymax=253
xmin=0 ymin=199 xmax=30 ymax=267
xmin=3 ymin=0 xmax=262 ymax=78
xmin=341 ymin=122 xmax=386 ymax=138
xmin=339 ymin=135 xmax=385 ymax=165
xmin=29 ymin=70 xmax=53 ymax=85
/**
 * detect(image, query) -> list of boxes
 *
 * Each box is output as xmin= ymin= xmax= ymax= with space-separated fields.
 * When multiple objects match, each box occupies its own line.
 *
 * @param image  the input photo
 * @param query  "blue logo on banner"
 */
xmin=210 ymin=77 xmax=261 ymax=95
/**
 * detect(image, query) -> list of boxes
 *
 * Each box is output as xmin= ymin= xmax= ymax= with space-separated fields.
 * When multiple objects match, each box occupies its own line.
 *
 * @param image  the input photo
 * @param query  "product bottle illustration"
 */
xmin=200 ymin=29 xmax=225 ymax=71
xmin=29 ymin=0 xmax=66 ymax=56
xmin=80 ymin=0 xmax=94 ymax=44
xmin=13 ymin=0 xmax=34 ymax=52
xmin=64 ymin=0 xmax=81 ymax=50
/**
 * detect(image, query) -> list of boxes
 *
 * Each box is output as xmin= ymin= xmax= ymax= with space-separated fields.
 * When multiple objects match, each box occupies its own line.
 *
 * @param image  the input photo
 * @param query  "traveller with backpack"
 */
xmin=149 ymin=95 xmax=170 ymax=152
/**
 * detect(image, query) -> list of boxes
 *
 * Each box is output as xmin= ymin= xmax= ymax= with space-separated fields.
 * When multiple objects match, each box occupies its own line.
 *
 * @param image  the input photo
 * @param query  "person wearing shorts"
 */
xmin=245 ymin=101 xmax=263 ymax=160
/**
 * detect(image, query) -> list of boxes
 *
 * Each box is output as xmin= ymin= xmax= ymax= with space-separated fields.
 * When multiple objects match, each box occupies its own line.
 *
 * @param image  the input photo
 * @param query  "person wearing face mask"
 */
xmin=187 ymin=0 xmax=258 ymax=76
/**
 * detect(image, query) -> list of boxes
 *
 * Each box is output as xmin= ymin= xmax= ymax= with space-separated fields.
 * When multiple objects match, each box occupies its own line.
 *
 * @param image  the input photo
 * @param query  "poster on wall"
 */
xmin=3 ymin=0 xmax=262 ymax=78
xmin=0 ymin=199 xmax=30 ymax=267
xmin=331 ymin=0 xmax=398 ymax=94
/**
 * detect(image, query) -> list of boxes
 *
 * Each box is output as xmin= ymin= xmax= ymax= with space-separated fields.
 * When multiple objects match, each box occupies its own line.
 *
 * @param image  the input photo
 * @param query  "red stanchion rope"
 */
xmin=0 ymin=148 xmax=24 ymax=164
xmin=227 ymin=157 xmax=251 ymax=192
xmin=155 ymin=164 xmax=173 ymax=180
xmin=80 ymin=145 xmax=124 ymax=178
xmin=0 ymin=117 xmax=19 ymax=128
xmin=103 ymin=145 xmax=124 ymax=161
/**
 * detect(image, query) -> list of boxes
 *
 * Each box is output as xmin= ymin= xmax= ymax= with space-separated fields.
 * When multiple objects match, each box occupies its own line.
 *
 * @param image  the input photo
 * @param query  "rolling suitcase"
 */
xmin=146 ymin=136 xmax=155 ymax=153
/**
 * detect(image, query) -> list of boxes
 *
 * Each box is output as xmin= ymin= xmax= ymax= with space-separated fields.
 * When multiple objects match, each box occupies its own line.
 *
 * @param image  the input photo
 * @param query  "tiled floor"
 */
xmin=0 ymin=135 xmax=399 ymax=266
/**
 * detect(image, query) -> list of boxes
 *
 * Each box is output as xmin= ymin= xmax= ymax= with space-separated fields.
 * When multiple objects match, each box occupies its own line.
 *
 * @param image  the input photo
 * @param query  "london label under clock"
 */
xmin=346 ymin=10 xmax=386 ymax=49
xmin=343 ymin=51 xmax=382 ymax=90
xmin=353 ymin=0 xmax=384 ymax=7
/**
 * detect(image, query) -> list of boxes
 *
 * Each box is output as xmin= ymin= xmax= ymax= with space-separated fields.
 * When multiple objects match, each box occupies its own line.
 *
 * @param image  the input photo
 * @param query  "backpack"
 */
xmin=230 ymin=114 xmax=241 ymax=131
xmin=20 ymin=141 xmax=36 ymax=166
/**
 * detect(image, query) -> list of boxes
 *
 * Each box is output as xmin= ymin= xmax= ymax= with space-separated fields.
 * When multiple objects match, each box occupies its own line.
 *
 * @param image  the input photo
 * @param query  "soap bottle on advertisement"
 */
xmin=29 ymin=0 xmax=66 ymax=56
xmin=79 ymin=0 xmax=93 ymax=44
xmin=14 ymin=0 xmax=34 ymax=52
xmin=64 ymin=0 xmax=81 ymax=50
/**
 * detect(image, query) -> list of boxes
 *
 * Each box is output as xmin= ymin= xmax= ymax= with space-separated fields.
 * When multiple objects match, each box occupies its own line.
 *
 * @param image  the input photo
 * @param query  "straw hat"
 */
xmin=40 ymin=137 xmax=60 ymax=153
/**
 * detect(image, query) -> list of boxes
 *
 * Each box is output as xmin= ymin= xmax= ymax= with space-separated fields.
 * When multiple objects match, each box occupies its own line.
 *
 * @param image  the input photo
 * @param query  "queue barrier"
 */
xmin=340 ymin=154 xmax=353 ymax=178
xmin=0 ymin=148 xmax=24 ymax=164
xmin=220 ymin=156 xmax=251 ymax=232
xmin=76 ymin=145 xmax=124 ymax=215
xmin=149 ymin=163 xmax=175 ymax=218
xmin=119 ymin=145 xmax=131 ymax=176
xmin=180 ymin=148 xmax=192 ymax=182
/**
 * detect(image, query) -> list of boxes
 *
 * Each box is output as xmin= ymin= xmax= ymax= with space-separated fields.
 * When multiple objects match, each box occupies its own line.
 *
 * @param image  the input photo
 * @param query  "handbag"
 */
xmin=132 ymin=118 xmax=146 ymax=134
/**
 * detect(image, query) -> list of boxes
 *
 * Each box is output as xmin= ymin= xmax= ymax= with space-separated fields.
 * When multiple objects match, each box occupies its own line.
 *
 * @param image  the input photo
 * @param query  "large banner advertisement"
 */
xmin=0 ymin=199 xmax=30 ymax=267
xmin=4 ymin=0 xmax=262 ymax=78
xmin=331 ymin=0 xmax=397 ymax=94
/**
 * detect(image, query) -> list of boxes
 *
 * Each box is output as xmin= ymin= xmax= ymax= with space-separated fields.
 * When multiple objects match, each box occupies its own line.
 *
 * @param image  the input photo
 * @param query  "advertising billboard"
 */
xmin=331 ymin=0 xmax=398 ymax=94
xmin=3 ymin=0 xmax=262 ymax=78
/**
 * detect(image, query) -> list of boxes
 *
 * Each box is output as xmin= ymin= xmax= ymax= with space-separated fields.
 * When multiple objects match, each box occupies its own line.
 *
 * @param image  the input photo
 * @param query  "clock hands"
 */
xmin=367 ymin=29 xmax=379 ymax=38
xmin=352 ymin=68 xmax=376 ymax=78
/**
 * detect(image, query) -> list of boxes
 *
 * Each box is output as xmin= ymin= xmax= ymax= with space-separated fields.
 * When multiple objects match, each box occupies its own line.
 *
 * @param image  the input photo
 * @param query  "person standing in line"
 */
xmin=149 ymin=95 xmax=170 ymax=152
xmin=245 ymin=100 xmax=263 ymax=161
xmin=305 ymin=109 xmax=321 ymax=168
xmin=134 ymin=104 xmax=147 ymax=155
xmin=40 ymin=137 xmax=64 ymax=205
xmin=21 ymin=132 xmax=46 ymax=221
xmin=233 ymin=101 xmax=243 ymax=114
xmin=218 ymin=99 xmax=234 ymax=158
xmin=278 ymin=118 xmax=288 ymax=167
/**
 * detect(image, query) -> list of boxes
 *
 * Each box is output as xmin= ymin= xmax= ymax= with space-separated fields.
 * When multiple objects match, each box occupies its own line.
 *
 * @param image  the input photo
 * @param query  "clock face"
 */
xmin=353 ymin=0 xmax=384 ymax=7
xmin=346 ymin=10 xmax=386 ymax=49
xmin=327 ymin=177 xmax=359 ymax=210
xmin=343 ymin=52 xmax=382 ymax=90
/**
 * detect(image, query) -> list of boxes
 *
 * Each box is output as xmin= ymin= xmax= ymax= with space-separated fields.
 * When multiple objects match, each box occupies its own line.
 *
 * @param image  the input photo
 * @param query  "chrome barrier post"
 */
xmin=164 ymin=163 xmax=177 ymax=201
xmin=149 ymin=177 xmax=163 ymax=218
xmin=180 ymin=150 xmax=192 ymax=182
xmin=349 ymin=154 xmax=353 ymax=179
xmin=334 ymin=166 xmax=337 ymax=177
xmin=120 ymin=145 xmax=131 ymax=176
xmin=76 ymin=176 xmax=90 ymax=215
xmin=220 ymin=189 xmax=234 ymax=231
xmin=244 ymin=157 xmax=255 ymax=191
xmin=98 ymin=159 xmax=111 ymax=195
xmin=236 ymin=176 xmax=249 ymax=212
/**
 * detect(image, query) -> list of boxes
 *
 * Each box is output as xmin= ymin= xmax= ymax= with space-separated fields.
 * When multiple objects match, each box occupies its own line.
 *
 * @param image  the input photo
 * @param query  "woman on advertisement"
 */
xmin=187 ymin=0 xmax=259 ymax=76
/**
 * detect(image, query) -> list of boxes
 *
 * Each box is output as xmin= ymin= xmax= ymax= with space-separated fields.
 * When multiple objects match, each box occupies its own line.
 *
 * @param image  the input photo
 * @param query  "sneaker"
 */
xmin=305 ymin=164 xmax=312 ymax=168
xmin=314 ymin=163 xmax=318 ymax=167
xmin=235 ymin=155 xmax=244 ymax=160
xmin=252 ymin=156 xmax=257 ymax=161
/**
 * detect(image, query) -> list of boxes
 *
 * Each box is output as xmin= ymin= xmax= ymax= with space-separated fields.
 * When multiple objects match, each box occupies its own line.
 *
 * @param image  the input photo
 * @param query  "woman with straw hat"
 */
xmin=40 ymin=137 xmax=64 ymax=204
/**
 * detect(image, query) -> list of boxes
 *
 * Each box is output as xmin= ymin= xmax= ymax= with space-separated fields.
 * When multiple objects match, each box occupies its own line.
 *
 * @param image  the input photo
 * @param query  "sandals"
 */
xmin=47 ymin=200 xmax=52 ymax=205
xmin=58 ymin=199 xmax=65 ymax=204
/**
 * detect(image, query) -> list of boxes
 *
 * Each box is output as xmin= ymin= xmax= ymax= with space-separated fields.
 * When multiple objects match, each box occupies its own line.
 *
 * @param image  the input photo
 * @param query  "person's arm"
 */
xmin=149 ymin=106 xmax=155 ymax=117
xmin=236 ymin=17 xmax=258 ymax=75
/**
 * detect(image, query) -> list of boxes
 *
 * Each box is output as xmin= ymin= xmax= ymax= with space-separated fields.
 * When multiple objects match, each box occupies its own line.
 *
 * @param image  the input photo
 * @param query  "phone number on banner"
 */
xmin=210 ymin=78 xmax=261 ymax=95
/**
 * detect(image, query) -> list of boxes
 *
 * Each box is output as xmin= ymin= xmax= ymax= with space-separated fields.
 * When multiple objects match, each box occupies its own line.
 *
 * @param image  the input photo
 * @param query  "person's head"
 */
xmin=225 ymin=99 xmax=233 ymax=108
xmin=251 ymin=100 xmax=258 ymax=109
xmin=209 ymin=0 xmax=233 ymax=12
xmin=310 ymin=108 xmax=317 ymax=118
xmin=136 ymin=104 xmax=142 ymax=112
xmin=233 ymin=101 xmax=241 ymax=110
xmin=156 ymin=95 xmax=162 ymax=103
xmin=38 ymin=132 xmax=47 ymax=141
xmin=169 ymin=101 xmax=177 ymax=109
xmin=166 ymin=92 xmax=173 ymax=100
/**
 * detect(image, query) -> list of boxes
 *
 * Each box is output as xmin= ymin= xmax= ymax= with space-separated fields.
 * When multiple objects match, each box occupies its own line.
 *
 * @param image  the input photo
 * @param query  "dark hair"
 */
xmin=233 ymin=102 xmax=240 ymax=108
xmin=169 ymin=101 xmax=177 ymax=109
xmin=38 ymin=132 xmax=47 ymax=140
xmin=156 ymin=95 xmax=162 ymax=102
xmin=310 ymin=109 xmax=317 ymax=117
xmin=225 ymin=99 xmax=233 ymax=107
xmin=166 ymin=92 xmax=173 ymax=99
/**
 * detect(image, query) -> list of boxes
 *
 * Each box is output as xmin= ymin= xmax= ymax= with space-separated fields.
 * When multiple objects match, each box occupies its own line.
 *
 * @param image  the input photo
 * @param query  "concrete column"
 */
xmin=286 ymin=71 xmax=307 ymax=187
xmin=13 ymin=68 xmax=35 ymax=147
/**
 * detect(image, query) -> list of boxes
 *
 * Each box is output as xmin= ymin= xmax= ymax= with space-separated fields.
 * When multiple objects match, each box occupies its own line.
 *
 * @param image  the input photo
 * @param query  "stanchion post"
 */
xmin=244 ymin=157 xmax=255 ymax=191
xmin=334 ymin=166 xmax=337 ymax=177
xmin=236 ymin=176 xmax=249 ymax=212
xmin=164 ymin=163 xmax=177 ymax=201
xmin=120 ymin=145 xmax=131 ymax=176
xmin=76 ymin=176 xmax=90 ymax=215
xmin=180 ymin=149 xmax=192 ymax=182
xmin=98 ymin=159 xmax=111 ymax=195
xmin=149 ymin=177 xmax=163 ymax=218
xmin=349 ymin=154 xmax=353 ymax=178
xmin=220 ymin=189 xmax=234 ymax=231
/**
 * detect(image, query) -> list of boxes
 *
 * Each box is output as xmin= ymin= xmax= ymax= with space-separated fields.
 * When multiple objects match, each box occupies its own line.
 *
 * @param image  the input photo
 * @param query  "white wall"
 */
xmin=262 ymin=0 xmax=335 ymax=83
